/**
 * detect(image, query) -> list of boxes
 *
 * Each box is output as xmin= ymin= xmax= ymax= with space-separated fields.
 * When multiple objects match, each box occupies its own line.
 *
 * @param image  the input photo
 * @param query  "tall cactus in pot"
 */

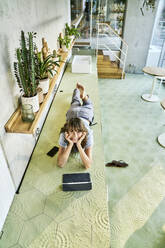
xmin=14 ymin=30 xmax=38 ymax=97
xmin=14 ymin=31 xmax=39 ymax=112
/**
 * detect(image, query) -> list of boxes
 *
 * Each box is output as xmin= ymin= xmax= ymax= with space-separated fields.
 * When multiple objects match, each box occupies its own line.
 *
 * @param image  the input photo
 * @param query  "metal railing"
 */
xmin=96 ymin=23 xmax=128 ymax=79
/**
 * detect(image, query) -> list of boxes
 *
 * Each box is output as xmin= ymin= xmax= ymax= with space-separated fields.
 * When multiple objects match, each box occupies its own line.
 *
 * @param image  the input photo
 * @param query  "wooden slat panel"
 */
xmin=97 ymin=62 xmax=118 ymax=68
xmin=74 ymin=41 xmax=90 ymax=46
xmin=98 ymin=49 xmax=103 ymax=55
xmin=97 ymin=52 xmax=124 ymax=79
xmin=97 ymin=67 xmax=122 ymax=72
xmin=97 ymin=74 xmax=123 ymax=78
xmin=98 ymin=72 xmax=125 ymax=79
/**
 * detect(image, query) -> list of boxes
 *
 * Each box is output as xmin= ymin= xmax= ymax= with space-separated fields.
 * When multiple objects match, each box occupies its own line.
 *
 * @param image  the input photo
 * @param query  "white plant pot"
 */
xmin=62 ymin=45 xmax=68 ymax=52
xmin=69 ymin=35 xmax=75 ymax=41
xmin=39 ymin=78 xmax=50 ymax=94
xmin=21 ymin=94 xmax=39 ymax=113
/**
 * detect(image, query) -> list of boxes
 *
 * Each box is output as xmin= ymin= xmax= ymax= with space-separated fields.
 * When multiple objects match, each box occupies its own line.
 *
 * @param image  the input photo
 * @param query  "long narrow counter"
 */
xmin=0 ymin=57 xmax=110 ymax=247
xmin=4 ymin=44 xmax=73 ymax=134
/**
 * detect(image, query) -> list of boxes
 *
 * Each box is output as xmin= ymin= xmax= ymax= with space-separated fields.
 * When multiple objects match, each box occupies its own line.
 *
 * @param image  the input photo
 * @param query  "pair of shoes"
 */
xmin=105 ymin=160 xmax=128 ymax=167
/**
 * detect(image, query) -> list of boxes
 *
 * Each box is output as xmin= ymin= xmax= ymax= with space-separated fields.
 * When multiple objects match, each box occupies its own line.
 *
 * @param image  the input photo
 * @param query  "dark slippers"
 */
xmin=105 ymin=160 xmax=128 ymax=168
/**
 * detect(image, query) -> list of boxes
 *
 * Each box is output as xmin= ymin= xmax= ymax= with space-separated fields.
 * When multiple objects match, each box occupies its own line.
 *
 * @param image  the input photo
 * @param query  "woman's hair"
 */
xmin=60 ymin=118 xmax=88 ymax=153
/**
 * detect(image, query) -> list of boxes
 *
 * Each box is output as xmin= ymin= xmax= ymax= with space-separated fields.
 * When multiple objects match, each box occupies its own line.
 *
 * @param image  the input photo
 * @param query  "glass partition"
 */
xmin=71 ymin=0 xmax=126 ymax=47
xmin=106 ymin=0 xmax=126 ymax=36
xmin=75 ymin=0 xmax=99 ymax=43
xmin=146 ymin=0 xmax=165 ymax=67
xmin=71 ymin=0 xmax=84 ymax=24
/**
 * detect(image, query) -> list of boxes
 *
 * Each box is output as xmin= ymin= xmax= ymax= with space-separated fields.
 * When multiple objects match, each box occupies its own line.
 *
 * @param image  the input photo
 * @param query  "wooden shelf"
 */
xmin=5 ymin=43 xmax=74 ymax=134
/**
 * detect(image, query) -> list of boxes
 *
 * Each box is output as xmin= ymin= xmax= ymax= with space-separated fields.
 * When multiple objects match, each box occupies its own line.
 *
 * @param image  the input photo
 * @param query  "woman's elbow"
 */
xmin=85 ymin=164 xmax=90 ymax=169
xmin=57 ymin=162 xmax=64 ymax=168
xmin=84 ymin=160 xmax=92 ymax=169
xmin=57 ymin=157 xmax=65 ymax=168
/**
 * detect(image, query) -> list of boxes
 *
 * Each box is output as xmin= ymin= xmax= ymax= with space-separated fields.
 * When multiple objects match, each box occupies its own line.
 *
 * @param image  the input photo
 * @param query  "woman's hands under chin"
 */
xmin=65 ymin=132 xmax=74 ymax=145
xmin=77 ymin=132 xmax=86 ymax=146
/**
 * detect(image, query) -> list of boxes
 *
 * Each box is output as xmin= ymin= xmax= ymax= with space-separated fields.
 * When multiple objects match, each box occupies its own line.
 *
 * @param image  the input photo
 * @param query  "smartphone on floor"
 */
xmin=47 ymin=146 xmax=59 ymax=157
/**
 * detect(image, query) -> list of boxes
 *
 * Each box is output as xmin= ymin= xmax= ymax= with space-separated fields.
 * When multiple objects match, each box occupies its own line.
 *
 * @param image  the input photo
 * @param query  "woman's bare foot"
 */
xmin=76 ymin=83 xmax=85 ymax=99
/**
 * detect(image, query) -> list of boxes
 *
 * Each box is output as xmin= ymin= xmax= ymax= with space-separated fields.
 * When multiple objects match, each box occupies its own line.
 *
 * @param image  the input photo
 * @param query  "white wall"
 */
xmin=0 ymin=0 xmax=70 ymax=189
xmin=123 ymin=0 xmax=158 ymax=73
xmin=0 ymin=143 xmax=15 ymax=231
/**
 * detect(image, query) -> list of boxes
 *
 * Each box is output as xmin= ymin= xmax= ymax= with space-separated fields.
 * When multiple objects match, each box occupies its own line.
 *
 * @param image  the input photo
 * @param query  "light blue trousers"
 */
xmin=66 ymin=89 xmax=94 ymax=124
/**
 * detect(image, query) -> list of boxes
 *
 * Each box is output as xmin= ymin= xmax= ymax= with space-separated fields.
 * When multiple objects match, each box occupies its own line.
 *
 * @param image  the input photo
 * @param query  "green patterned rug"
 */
xmin=99 ymin=74 xmax=165 ymax=248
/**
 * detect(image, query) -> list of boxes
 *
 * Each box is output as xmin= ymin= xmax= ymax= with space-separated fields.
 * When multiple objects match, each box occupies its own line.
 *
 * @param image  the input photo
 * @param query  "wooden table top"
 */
xmin=143 ymin=67 xmax=165 ymax=77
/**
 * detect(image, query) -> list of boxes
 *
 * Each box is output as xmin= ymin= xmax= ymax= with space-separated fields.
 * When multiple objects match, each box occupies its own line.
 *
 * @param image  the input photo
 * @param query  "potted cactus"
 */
xmin=14 ymin=30 xmax=39 ymax=112
xmin=35 ymin=51 xmax=60 ymax=94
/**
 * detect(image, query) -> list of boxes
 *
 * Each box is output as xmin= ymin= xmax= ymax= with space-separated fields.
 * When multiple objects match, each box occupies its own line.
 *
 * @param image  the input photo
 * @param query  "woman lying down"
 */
xmin=57 ymin=83 xmax=94 ymax=169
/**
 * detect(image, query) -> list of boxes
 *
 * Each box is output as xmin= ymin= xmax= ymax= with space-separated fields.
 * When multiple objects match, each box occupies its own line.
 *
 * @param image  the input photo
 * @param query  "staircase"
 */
xmin=97 ymin=50 xmax=124 ymax=79
xmin=96 ymin=23 xmax=128 ymax=79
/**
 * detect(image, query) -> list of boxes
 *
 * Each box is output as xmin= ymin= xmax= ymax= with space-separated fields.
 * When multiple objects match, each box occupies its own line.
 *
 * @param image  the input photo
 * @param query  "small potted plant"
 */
xmin=52 ymin=49 xmax=61 ymax=75
xmin=36 ymin=51 xmax=60 ymax=94
xmin=58 ymin=35 xmax=71 ymax=52
xmin=65 ymin=23 xmax=80 ymax=40
xmin=14 ymin=30 xmax=39 ymax=113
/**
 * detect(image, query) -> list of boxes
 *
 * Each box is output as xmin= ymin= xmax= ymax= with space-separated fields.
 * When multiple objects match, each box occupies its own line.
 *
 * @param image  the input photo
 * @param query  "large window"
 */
xmin=71 ymin=0 xmax=84 ymax=24
xmin=146 ymin=0 xmax=165 ymax=67
xmin=71 ymin=0 xmax=126 ymax=43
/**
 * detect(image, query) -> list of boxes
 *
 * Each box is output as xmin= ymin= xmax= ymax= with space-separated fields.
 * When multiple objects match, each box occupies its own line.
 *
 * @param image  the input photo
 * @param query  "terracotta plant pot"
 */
xmin=37 ymin=87 xmax=44 ymax=104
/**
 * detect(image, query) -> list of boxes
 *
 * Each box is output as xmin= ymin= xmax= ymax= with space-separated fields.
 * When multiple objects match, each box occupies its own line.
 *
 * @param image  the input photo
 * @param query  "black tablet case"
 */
xmin=62 ymin=173 xmax=92 ymax=191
